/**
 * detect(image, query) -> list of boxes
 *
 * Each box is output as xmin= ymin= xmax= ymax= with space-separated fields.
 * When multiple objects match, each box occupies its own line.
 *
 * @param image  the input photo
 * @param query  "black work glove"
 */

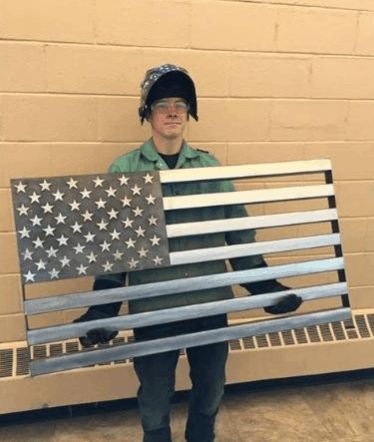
xmin=243 ymin=280 xmax=302 ymax=315
xmin=73 ymin=279 xmax=122 ymax=347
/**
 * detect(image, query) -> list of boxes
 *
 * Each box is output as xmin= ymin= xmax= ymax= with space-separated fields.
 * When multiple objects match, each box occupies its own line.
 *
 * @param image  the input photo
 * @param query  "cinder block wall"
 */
xmin=1 ymin=0 xmax=374 ymax=343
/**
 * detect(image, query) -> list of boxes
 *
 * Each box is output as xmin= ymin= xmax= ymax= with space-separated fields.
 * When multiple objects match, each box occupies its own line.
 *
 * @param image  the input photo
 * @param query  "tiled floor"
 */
xmin=1 ymin=371 xmax=374 ymax=442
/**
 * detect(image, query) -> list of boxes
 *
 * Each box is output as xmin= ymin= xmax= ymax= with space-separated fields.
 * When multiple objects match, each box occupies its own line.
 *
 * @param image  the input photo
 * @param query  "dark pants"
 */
xmin=133 ymin=315 xmax=228 ymax=442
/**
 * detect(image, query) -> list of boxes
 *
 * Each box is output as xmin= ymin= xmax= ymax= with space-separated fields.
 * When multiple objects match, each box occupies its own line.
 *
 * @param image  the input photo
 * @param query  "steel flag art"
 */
xmin=11 ymin=160 xmax=352 ymax=376
xmin=11 ymin=171 xmax=169 ymax=283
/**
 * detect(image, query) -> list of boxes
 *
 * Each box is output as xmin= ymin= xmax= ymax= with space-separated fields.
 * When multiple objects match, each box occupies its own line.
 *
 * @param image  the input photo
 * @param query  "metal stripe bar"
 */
xmin=159 ymin=160 xmax=332 ymax=183
xmin=30 ymin=307 xmax=351 ymax=376
xmin=169 ymin=233 xmax=340 ymax=266
xmin=163 ymin=185 xmax=335 ymax=211
xmin=25 ymin=257 xmax=344 ymax=315
xmin=28 ymin=282 xmax=348 ymax=345
xmin=166 ymin=209 xmax=338 ymax=238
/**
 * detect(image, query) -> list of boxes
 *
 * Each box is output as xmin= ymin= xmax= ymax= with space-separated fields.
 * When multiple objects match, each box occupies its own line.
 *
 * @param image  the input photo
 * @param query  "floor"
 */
xmin=1 ymin=371 xmax=374 ymax=442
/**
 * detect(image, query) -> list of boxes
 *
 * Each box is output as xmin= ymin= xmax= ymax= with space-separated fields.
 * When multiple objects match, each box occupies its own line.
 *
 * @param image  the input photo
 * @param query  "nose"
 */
xmin=166 ymin=105 xmax=178 ymax=113
xmin=166 ymin=107 xmax=179 ymax=117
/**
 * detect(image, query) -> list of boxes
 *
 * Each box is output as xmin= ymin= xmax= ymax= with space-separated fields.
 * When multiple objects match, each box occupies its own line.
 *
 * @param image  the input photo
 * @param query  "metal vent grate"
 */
xmin=1 ymin=312 xmax=374 ymax=380
xmin=16 ymin=347 xmax=30 ymax=376
xmin=294 ymin=328 xmax=308 ymax=344
xmin=268 ymin=332 xmax=282 ymax=346
xmin=355 ymin=315 xmax=371 ymax=338
xmin=0 ymin=349 xmax=13 ymax=378
xmin=229 ymin=339 xmax=242 ymax=350
xmin=281 ymin=330 xmax=295 ymax=345
xmin=255 ymin=334 xmax=269 ymax=348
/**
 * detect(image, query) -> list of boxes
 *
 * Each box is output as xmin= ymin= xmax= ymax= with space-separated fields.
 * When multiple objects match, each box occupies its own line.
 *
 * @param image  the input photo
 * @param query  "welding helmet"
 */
xmin=138 ymin=64 xmax=198 ymax=124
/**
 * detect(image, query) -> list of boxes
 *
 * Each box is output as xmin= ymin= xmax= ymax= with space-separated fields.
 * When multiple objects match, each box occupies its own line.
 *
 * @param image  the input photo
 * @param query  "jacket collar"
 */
xmin=140 ymin=139 xmax=199 ymax=168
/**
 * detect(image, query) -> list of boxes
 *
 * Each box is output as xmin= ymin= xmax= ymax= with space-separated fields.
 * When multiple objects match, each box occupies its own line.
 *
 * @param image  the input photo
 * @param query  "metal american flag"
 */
xmin=11 ymin=171 xmax=170 ymax=283
xmin=11 ymin=160 xmax=352 ymax=376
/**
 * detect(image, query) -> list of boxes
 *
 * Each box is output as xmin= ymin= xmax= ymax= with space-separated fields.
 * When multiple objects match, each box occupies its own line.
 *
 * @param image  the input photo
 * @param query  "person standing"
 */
xmin=75 ymin=64 xmax=301 ymax=442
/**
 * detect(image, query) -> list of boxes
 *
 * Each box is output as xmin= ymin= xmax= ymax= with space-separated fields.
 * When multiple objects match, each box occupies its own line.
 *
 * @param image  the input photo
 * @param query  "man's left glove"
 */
xmin=73 ymin=307 xmax=119 ymax=347
xmin=73 ymin=278 xmax=122 ymax=347
xmin=242 ymin=280 xmax=302 ymax=315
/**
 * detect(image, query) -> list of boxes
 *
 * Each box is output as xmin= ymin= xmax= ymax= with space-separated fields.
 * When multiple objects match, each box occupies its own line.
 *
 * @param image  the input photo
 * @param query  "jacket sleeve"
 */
xmin=90 ymin=272 xmax=127 ymax=316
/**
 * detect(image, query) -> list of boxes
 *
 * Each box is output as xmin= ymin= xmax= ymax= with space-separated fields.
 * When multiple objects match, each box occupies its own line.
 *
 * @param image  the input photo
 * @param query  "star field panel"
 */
xmin=11 ymin=171 xmax=170 ymax=284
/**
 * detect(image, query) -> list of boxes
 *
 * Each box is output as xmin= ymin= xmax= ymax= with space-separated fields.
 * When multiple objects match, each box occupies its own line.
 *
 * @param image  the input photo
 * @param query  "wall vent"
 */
xmin=1 ymin=312 xmax=373 ymax=380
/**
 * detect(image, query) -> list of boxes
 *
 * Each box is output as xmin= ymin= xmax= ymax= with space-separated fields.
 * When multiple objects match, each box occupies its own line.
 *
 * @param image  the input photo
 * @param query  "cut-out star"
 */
xmin=81 ymin=210 xmax=93 ymax=222
xmin=99 ymin=240 xmax=111 ymax=252
xmin=93 ymin=176 xmax=105 ymax=187
xmin=76 ymin=264 xmax=88 ymax=275
xmin=15 ymin=181 xmax=27 ymax=193
xmin=84 ymin=232 xmax=95 ymax=243
xmin=95 ymin=198 xmax=107 ymax=209
xmin=32 ymin=237 xmax=44 ymax=249
xmin=153 ymin=256 xmax=163 ymax=266
xmin=132 ymin=206 xmax=144 ymax=217
xmin=24 ymin=270 xmax=35 ymax=282
xmin=148 ymin=215 xmax=158 ymax=226
xmin=69 ymin=200 xmax=81 ymax=211
xmin=66 ymin=178 xmax=78 ymax=189
xmin=41 ymin=202 xmax=54 ymax=214
xmin=49 ymin=268 xmax=60 ymax=279
xmin=131 ymin=184 xmax=142 ymax=195
xmin=17 ymin=204 xmax=29 ymax=216
xmin=122 ymin=217 xmax=134 ymax=228
xmin=30 ymin=215 xmax=42 ymax=226
xmin=137 ymin=247 xmax=148 ymax=258
xmin=86 ymin=252 xmax=97 ymax=263
xmin=54 ymin=213 xmax=67 ymax=224
xmin=149 ymin=234 xmax=161 ymax=246
xmin=102 ymin=261 xmax=114 ymax=272
xmin=73 ymin=243 xmax=85 ymax=254
xmin=113 ymin=250 xmax=124 ymax=261
xmin=56 ymin=234 xmax=68 ymax=246
xmin=135 ymin=226 xmax=145 ymax=238
xmin=39 ymin=179 xmax=52 ymax=191
xmin=109 ymin=229 xmax=121 ymax=240
xmin=22 ymin=248 xmax=34 ymax=260
xmin=128 ymin=258 xmax=139 ymax=269
xmin=52 ymin=189 xmax=64 ymax=201
xmin=105 ymin=186 xmax=117 ymax=197
xmin=125 ymin=237 xmax=136 ymax=249
xmin=71 ymin=222 xmax=83 ymax=233
xmin=118 ymin=175 xmax=130 ymax=186
xmin=121 ymin=196 xmax=132 ymax=207
xmin=29 ymin=192 xmax=41 ymax=204
xmin=70 ymin=221 xmax=82 ymax=233
xmin=43 ymin=225 xmax=56 ymax=236
xmin=18 ymin=226 xmax=31 ymax=238
xmin=143 ymin=173 xmax=154 ymax=184
xmin=59 ymin=256 xmax=71 ymax=268
xmin=80 ymin=187 xmax=92 ymax=199
xmin=46 ymin=246 xmax=58 ymax=258
xmin=36 ymin=259 xmax=46 ymax=271
xmin=96 ymin=219 xmax=109 ymax=231
xmin=107 ymin=208 xmax=119 ymax=219
xmin=145 ymin=194 xmax=156 ymax=205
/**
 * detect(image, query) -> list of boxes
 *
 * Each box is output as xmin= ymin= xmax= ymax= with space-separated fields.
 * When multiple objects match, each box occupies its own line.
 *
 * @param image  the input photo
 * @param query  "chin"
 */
xmin=163 ymin=132 xmax=181 ymax=140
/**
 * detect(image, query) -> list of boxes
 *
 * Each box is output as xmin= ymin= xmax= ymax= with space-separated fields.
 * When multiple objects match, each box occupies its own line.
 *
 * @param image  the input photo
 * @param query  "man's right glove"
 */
xmin=73 ymin=278 xmax=122 ymax=347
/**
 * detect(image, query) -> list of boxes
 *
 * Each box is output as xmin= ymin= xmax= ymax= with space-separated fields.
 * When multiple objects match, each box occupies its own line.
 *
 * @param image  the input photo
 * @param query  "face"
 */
xmin=148 ymin=97 xmax=189 ymax=141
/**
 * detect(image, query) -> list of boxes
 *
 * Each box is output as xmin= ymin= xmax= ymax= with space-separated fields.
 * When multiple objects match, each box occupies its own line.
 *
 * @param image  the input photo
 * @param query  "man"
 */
xmin=75 ymin=64 xmax=302 ymax=442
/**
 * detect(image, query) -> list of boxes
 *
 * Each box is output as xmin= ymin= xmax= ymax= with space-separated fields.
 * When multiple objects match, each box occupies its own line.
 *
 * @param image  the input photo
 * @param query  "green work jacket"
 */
xmin=104 ymin=139 xmax=262 ymax=313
